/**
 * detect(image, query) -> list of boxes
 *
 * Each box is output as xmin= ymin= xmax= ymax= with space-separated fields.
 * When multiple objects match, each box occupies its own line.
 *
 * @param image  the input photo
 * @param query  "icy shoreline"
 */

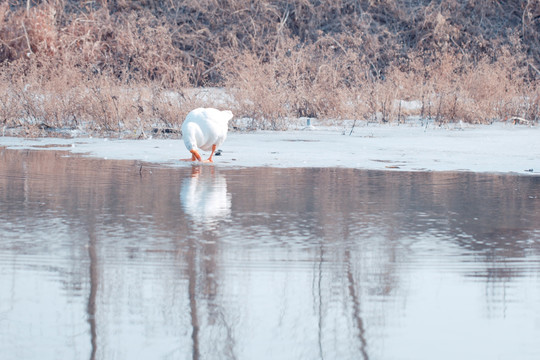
xmin=1 ymin=123 xmax=539 ymax=175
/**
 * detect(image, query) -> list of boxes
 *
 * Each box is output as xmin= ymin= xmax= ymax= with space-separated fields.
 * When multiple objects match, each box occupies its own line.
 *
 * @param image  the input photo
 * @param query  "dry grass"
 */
xmin=1 ymin=0 xmax=539 ymax=136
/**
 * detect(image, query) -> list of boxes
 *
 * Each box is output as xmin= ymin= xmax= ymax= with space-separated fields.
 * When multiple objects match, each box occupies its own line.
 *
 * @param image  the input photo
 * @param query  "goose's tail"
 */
xmin=222 ymin=110 xmax=233 ymax=122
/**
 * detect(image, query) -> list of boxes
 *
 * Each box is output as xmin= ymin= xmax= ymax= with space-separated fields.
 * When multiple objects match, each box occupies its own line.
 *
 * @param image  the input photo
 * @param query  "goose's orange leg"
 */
xmin=181 ymin=149 xmax=203 ymax=162
xmin=205 ymin=144 xmax=217 ymax=163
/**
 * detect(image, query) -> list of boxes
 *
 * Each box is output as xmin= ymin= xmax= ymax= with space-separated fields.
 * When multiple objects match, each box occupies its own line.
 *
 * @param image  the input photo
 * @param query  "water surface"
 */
xmin=1 ymin=148 xmax=539 ymax=360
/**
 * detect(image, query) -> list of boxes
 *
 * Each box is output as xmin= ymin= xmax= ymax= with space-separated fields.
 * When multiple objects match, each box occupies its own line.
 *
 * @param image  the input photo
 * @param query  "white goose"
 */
xmin=181 ymin=108 xmax=233 ymax=162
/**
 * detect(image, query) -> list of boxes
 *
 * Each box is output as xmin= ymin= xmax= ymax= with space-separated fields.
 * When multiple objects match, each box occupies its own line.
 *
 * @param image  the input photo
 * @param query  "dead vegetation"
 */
xmin=1 ymin=0 xmax=539 ymax=136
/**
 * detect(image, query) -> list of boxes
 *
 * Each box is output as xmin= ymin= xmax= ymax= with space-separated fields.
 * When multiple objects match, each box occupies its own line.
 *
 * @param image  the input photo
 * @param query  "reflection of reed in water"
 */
xmin=180 ymin=166 xmax=231 ymax=228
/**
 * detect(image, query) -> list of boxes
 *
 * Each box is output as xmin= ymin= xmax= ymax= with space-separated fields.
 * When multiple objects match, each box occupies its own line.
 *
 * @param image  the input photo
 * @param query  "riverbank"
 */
xmin=1 ymin=122 xmax=538 ymax=175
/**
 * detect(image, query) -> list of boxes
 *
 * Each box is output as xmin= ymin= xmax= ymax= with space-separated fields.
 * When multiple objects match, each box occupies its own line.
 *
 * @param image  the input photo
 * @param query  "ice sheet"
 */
xmin=1 ymin=123 xmax=538 ymax=174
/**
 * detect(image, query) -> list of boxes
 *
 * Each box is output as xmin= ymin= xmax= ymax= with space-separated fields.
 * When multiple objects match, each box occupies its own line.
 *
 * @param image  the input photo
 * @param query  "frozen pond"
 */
xmin=1 ymin=148 xmax=540 ymax=360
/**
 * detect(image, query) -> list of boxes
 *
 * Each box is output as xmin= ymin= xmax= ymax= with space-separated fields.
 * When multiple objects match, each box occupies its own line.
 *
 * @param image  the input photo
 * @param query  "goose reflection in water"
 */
xmin=180 ymin=165 xmax=231 ymax=228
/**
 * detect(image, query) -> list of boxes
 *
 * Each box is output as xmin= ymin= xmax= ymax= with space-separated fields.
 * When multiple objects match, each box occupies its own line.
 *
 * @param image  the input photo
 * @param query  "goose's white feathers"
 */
xmin=182 ymin=108 xmax=233 ymax=153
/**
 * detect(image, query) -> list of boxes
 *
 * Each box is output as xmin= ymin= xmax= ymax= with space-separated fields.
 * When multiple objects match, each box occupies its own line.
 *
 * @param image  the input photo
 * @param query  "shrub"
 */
xmin=0 ymin=0 xmax=539 ymax=134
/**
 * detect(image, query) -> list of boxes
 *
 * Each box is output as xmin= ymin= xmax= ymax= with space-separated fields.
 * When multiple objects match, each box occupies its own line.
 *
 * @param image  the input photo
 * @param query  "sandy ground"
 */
xmin=1 ymin=122 xmax=539 ymax=175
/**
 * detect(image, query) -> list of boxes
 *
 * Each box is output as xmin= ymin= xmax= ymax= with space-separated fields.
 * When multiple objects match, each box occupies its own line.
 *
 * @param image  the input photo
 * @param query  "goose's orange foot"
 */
xmin=204 ymin=144 xmax=217 ymax=163
xmin=180 ymin=154 xmax=197 ymax=161
xmin=181 ymin=149 xmax=203 ymax=162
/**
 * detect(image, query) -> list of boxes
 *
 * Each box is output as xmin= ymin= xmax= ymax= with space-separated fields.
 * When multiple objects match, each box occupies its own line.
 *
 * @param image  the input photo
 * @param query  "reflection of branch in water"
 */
xmin=315 ymin=244 xmax=324 ymax=360
xmin=188 ymin=237 xmax=200 ymax=360
xmin=185 ymin=234 xmax=237 ymax=359
xmin=210 ymin=304 xmax=238 ymax=360
xmin=346 ymin=249 xmax=369 ymax=360
xmin=483 ymin=263 xmax=511 ymax=319
xmin=87 ymin=227 xmax=98 ymax=360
